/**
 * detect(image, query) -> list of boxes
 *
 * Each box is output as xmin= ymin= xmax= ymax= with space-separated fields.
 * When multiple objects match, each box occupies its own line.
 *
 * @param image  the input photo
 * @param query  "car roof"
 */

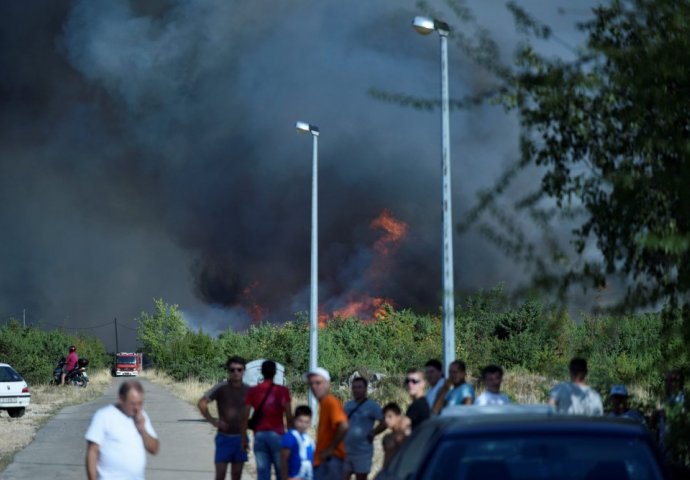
xmin=379 ymin=411 xmax=664 ymax=480
xmin=0 ymin=363 xmax=11 ymax=368
xmin=428 ymin=411 xmax=649 ymax=437
xmin=441 ymin=404 xmax=554 ymax=417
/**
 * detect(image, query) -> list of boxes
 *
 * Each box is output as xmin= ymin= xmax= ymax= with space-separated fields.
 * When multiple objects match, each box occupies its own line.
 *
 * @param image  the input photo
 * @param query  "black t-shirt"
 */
xmin=406 ymin=396 xmax=430 ymax=430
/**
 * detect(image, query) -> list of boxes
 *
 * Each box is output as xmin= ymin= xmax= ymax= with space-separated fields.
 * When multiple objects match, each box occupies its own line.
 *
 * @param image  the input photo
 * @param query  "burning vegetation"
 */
xmin=237 ymin=209 xmax=409 ymax=326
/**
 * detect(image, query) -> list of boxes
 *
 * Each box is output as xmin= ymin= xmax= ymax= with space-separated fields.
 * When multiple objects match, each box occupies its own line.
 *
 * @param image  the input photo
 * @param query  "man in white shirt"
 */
xmin=474 ymin=365 xmax=511 ymax=405
xmin=549 ymin=357 xmax=603 ymax=416
xmin=85 ymin=380 xmax=159 ymax=480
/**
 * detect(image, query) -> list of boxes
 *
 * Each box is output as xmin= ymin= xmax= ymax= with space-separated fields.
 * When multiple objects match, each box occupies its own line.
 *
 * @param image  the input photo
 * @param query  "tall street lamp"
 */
xmin=412 ymin=16 xmax=456 ymax=376
xmin=296 ymin=120 xmax=319 ymax=420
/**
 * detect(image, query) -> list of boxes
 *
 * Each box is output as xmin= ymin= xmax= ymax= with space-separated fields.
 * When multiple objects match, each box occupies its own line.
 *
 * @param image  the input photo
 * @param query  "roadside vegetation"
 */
xmin=1 ymin=289 xmax=688 ymax=468
xmin=0 ymin=320 xmax=111 ymax=384
xmin=0 ymin=321 xmax=113 ymax=472
xmin=137 ymin=292 xmax=686 ymax=396
xmin=136 ymin=292 xmax=690 ymax=466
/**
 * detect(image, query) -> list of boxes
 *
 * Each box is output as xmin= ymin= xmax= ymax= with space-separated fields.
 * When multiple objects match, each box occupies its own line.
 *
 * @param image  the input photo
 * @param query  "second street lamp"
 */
xmin=412 ymin=16 xmax=456 ymax=377
xmin=296 ymin=120 xmax=320 ymax=422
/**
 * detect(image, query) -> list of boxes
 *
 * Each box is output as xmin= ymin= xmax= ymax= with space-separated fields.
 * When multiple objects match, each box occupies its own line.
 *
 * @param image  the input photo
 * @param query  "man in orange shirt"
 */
xmin=306 ymin=367 xmax=349 ymax=480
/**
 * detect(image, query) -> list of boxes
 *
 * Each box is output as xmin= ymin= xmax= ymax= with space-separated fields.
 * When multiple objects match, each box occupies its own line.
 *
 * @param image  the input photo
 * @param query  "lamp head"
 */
xmin=412 ymin=16 xmax=450 ymax=36
xmin=412 ymin=16 xmax=435 ymax=35
xmin=296 ymin=121 xmax=319 ymax=136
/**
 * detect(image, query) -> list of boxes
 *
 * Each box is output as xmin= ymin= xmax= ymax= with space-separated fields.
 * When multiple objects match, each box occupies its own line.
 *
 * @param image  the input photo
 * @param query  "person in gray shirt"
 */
xmin=549 ymin=357 xmax=603 ymax=416
xmin=343 ymin=377 xmax=386 ymax=480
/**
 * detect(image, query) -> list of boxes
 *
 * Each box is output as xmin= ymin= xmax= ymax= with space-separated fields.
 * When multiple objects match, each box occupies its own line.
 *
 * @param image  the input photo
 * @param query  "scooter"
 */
xmin=52 ymin=357 xmax=89 ymax=387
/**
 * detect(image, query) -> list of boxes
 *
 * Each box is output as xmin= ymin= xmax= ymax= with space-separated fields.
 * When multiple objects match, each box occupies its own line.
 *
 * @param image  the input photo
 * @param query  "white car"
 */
xmin=0 ymin=363 xmax=31 ymax=418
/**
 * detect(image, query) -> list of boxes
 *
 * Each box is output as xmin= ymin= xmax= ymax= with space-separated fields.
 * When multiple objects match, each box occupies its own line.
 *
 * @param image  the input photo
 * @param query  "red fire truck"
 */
xmin=111 ymin=352 xmax=142 ymax=377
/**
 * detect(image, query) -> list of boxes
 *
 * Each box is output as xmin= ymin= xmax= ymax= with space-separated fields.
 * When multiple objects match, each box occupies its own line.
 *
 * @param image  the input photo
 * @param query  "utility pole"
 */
xmin=22 ymin=309 xmax=26 ymax=328
xmin=114 ymin=318 xmax=119 ymax=353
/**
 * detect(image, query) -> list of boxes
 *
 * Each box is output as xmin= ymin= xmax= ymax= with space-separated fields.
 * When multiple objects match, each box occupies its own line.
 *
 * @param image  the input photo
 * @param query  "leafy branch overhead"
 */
xmin=512 ymin=0 xmax=690 ymax=309
xmin=375 ymin=0 xmax=690 ymax=310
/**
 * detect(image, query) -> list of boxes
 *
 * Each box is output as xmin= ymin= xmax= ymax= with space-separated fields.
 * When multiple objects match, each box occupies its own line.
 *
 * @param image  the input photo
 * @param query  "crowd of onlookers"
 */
xmin=82 ymin=355 xmax=686 ymax=480
xmin=195 ymin=356 xmax=686 ymax=480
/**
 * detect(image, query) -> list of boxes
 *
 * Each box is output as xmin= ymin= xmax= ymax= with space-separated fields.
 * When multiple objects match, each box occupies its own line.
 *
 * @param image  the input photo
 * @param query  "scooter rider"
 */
xmin=60 ymin=345 xmax=79 ymax=385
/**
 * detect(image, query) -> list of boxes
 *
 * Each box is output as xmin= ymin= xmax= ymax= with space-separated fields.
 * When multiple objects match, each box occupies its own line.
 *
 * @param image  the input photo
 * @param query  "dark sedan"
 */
xmin=376 ymin=408 xmax=669 ymax=480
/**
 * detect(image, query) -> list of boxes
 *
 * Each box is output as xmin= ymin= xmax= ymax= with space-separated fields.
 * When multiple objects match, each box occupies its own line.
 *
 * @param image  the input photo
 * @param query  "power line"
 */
xmin=39 ymin=320 xmax=117 ymax=331
xmin=1 ymin=314 xmax=139 ymax=334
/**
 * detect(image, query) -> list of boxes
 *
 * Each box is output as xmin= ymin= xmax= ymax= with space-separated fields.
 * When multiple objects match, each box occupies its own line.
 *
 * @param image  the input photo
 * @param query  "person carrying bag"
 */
xmin=242 ymin=360 xmax=293 ymax=480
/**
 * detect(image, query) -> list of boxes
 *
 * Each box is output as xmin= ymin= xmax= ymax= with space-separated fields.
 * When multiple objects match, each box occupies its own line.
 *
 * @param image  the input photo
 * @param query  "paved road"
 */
xmin=1 ymin=378 xmax=218 ymax=479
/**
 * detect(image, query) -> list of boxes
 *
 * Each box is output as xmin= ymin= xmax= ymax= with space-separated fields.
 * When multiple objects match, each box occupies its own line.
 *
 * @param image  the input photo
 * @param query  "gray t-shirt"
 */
xmin=344 ymin=398 xmax=383 ymax=456
xmin=549 ymin=382 xmax=603 ymax=416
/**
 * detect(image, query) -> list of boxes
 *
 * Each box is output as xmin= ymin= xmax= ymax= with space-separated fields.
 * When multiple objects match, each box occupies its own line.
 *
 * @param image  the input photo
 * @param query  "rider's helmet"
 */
xmin=69 ymin=345 xmax=77 ymax=352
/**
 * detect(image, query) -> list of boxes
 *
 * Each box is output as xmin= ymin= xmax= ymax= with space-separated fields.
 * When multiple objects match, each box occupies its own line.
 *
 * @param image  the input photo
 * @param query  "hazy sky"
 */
xmin=0 ymin=0 xmax=599 ymax=350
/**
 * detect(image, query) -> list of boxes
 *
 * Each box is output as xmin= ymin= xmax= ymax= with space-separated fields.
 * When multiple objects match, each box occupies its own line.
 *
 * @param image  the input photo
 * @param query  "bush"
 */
xmin=457 ymin=287 xmax=568 ymax=377
xmin=0 ymin=320 xmax=109 ymax=384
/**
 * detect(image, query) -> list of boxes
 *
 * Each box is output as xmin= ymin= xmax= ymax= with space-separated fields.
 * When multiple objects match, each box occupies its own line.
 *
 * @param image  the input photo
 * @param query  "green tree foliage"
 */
xmin=457 ymin=288 xmax=563 ymax=375
xmin=373 ymin=1 xmax=690 ymax=461
xmin=509 ymin=0 xmax=690 ymax=309
xmin=0 ymin=320 xmax=109 ymax=384
xmin=136 ymin=298 xmax=189 ymax=367
xmin=141 ymin=292 xmax=678 ymax=400
xmin=375 ymin=0 xmax=690 ymax=312
xmin=166 ymin=330 xmax=224 ymax=381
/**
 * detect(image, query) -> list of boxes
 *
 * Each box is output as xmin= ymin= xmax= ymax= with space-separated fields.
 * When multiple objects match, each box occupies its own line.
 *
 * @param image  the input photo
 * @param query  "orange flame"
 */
xmin=318 ymin=311 xmax=329 ymax=328
xmin=242 ymin=280 xmax=267 ymax=324
xmin=370 ymin=209 xmax=408 ymax=256
xmin=320 ymin=209 xmax=407 ymax=325
xmin=332 ymin=296 xmax=393 ymax=322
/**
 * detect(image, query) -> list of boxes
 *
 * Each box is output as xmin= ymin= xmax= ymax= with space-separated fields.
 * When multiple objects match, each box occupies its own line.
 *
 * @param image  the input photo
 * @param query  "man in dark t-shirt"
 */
xmin=404 ymin=368 xmax=430 ymax=430
xmin=198 ymin=356 xmax=250 ymax=480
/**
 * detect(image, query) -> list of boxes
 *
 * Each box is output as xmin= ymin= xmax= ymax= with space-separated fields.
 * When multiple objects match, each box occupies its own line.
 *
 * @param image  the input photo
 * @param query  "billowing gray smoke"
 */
xmin=0 ymin=0 xmax=589 ymax=349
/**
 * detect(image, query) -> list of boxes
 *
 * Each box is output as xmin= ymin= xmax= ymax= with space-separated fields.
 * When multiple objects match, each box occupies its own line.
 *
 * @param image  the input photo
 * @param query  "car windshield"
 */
xmin=421 ymin=433 xmax=664 ymax=480
xmin=116 ymin=356 xmax=136 ymax=364
xmin=0 ymin=366 xmax=23 ymax=382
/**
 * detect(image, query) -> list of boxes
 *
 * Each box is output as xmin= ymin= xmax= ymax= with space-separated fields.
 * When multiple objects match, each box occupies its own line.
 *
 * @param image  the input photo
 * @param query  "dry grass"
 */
xmin=140 ymin=369 xmax=213 ymax=407
xmin=499 ymin=370 xmax=553 ymax=404
xmin=0 ymin=368 xmax=112 ymax=473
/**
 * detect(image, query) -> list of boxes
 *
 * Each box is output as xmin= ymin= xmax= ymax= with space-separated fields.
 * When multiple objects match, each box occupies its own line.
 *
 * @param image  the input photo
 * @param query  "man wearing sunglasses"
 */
xmin=404 ymin=368 xmax=430 ymax=430
xmin=198 ymin=356 xmax=250 ymax=480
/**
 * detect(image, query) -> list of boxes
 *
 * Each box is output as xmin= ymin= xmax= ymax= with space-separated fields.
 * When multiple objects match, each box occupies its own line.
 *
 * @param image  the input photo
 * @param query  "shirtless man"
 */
xmin=198 ymin=356 xmax=250 ymax=480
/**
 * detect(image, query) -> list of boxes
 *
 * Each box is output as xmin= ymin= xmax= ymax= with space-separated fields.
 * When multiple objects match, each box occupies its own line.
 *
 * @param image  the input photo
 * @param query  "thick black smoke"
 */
xmin=0 ymin=0 xmax=592 ymax=349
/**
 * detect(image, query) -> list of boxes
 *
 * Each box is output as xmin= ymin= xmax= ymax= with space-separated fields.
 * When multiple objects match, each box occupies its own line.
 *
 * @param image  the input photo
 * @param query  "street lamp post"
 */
xmin=296 ymin=121 xmax=320 ymax=421
xmin=412 ymin=16 xmax=456 ymax=377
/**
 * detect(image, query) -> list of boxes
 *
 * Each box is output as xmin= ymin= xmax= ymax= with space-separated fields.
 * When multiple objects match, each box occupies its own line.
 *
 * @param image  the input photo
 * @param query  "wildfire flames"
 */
xmin=371 ymin=208 xmax=408 ymax=256
xmin=321 ymin=209 xmax=408 ymax=324
xmin=242 ymin=280 xmax=267 ymax=324
xmin=237 ymin=209 xmax=408 ymax=326
xmin=332 ymin=296 xmax=392 ymax=322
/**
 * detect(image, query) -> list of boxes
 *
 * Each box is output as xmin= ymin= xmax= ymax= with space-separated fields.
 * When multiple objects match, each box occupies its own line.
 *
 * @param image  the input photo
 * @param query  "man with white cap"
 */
xmin=608 ymin=385 xmax=645 ymax=423
xmin=305 ymin=367 xmax=349 ymax=480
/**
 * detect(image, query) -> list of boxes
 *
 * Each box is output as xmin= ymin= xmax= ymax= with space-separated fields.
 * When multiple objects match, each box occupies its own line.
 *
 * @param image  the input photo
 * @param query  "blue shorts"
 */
xmin=214 ymin=433 xmax=248 ymax=464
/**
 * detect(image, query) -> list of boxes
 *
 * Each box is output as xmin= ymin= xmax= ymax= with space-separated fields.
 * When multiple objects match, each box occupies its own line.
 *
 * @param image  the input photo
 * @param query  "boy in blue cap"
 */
xmin=608 ymin=385 xmax=645 ymax=423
